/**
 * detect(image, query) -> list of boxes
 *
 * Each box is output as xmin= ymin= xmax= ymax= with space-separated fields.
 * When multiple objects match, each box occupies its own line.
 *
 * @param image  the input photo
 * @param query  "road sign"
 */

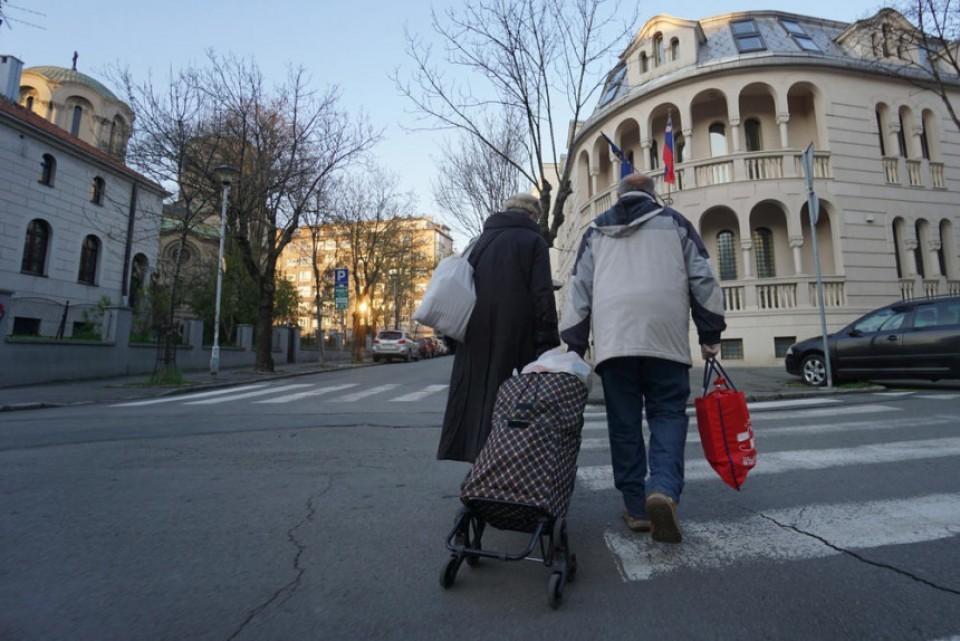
xmin=335 ymin=268 xmax=348 ymax=287
xmin=334 ymin=268 xmax=349 ymax=310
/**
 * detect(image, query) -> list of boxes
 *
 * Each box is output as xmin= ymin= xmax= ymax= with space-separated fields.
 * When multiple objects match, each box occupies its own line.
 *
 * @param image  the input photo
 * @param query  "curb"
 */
xmin=0 ymin=361 xmax=381 ymax=413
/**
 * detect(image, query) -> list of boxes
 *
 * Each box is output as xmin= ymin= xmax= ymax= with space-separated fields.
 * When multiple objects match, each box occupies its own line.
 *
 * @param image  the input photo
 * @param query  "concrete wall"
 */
xmin=0 ymin=297 xmax=301 ymax=387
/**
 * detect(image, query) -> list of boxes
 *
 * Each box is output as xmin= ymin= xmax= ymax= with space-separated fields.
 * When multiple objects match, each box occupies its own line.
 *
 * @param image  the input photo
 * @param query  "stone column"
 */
xmin=928 ymin=240 xmax=943 ymax=277
xmin=289 ymin=326 xmax=301 ymax=364
xmin=590 ymin=170 xmax=600 ymax=196
xmin=903 ymin=239 xmax=920 ymax=276
xmin=790 ymin=236 xmax=805 ymax=275
xmin=611 ymin=156 xmax=621 ymax=180
xmin=729 ymin=118 xmax=742 ymax=154
xmin=641 ymin=139 xmax=652 ymax=171
xmin=777 ymin=113 xmax=791 ymax=149
xmin=741 ymin=239 xmax=754 ymax=279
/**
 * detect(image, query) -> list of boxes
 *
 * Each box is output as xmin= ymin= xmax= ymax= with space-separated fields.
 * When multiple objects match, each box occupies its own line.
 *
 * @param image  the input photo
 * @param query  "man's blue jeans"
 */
xmin=599 ymin=356 xmax=691 ymax=518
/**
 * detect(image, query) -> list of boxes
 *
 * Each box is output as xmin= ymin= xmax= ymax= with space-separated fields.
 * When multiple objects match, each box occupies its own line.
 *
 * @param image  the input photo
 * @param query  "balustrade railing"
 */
xmin=949 ymin=280 xmax=960 ymax=296
xmin=899 ymin=278 xmax=915 ymax=300
xmin=757 ymin=282 xmax=798 ymax=310
xmin=930 ymin=162 xmax=946 ymax=189
xmin=695 ymin=160 xmax=733 ymax=187
xmin=811 ymin=280 xmax=847 ymax=307
xmin=746 ymin=154 xmax=783 ymax=180
xmin=907 ymin=160 xmax=923 ymax=187
xmin=923 ymin=279 xmax=940 ymax=298
xmin=793 ymin=152 xmax=832 ymax=179
xmin=883 ymin=158 xmax=900 ymax=184
xmin=722 ymin=286 xmax=745 ymax=312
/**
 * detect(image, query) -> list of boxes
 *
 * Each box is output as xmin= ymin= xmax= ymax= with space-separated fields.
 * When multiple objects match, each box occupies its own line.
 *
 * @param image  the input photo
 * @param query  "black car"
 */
xmin=785 ymin=295 xmax=960 ymax=386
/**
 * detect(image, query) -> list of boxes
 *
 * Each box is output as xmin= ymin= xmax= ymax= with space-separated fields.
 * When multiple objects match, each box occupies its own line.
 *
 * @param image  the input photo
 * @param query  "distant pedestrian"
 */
xmin=560 ymin=173 xmax=726 ymax=543
xmin=438 ymin=193 xmax=560 ymax=462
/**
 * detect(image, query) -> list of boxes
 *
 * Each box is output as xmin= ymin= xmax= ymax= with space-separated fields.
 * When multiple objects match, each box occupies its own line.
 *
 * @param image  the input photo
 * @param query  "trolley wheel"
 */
xmin=567 ymin=553 xmax=578 ymax=583
xmin=547 ymin=572 xmax=564 ymax=609
xmin=439 ymin=555 xmax=462 ymax=589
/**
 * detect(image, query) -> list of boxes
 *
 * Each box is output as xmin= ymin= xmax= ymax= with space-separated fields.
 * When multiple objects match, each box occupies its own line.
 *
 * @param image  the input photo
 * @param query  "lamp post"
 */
xmin=210 ymin=164 xmax=238 ymax=376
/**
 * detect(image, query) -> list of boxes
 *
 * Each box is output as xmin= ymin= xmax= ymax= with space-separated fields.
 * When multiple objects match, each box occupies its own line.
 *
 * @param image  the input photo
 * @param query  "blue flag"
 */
xmin=601 ymin=133 xmax=634 ymax=178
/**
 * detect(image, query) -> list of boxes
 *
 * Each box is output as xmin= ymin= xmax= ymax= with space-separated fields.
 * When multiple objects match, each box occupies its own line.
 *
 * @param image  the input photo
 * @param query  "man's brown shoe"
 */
xmin=623 ymin=510 xmax=651 ymax=532
xmin=646 ymin=492 xmax=682 ymax=543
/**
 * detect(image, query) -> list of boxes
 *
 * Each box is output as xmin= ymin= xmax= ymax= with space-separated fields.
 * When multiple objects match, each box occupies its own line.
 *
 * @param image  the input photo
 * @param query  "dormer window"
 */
xmin=640 ymin=52 xmax=649 ymax=73
xmin=780 ymin=19 xmax=821 ymax=52
xmin=654 ymin=33 xmax=665 ymax=66
xmin=670 ymin=37 xmax=680 ymax=61
xmin=731 ymin=19 xmax=766 ymax=53
xmin=598 ymin=65 xmax=626 ymax=107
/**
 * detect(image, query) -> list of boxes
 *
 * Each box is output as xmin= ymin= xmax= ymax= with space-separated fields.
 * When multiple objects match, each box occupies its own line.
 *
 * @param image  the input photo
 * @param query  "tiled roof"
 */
xmin=698 ymin=13 xmax=849 ymax=64
xmin=0 ymin=98 xmax=165 ymax=194
xmin=24 ymin=66 xmax=121 ymax=102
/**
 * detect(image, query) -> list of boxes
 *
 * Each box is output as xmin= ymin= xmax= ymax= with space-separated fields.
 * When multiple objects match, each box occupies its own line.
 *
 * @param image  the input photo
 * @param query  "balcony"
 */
xmin=899 ymin=276 xmax=960 ymax=300
xmin=720 ymin=276 xmax=846 ymax=313
xmin=931 ymin=162 xmax=946 ymax=189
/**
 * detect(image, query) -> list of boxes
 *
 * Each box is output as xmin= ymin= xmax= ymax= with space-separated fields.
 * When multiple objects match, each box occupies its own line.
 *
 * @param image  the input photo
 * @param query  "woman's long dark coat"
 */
xmin=438 ymin=210 xmax=560 ymax=462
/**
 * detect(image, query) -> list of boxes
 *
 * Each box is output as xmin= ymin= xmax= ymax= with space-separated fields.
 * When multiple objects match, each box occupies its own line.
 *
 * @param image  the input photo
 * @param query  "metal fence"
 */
xmin=7 ymin=297 xmax=106 ymax=340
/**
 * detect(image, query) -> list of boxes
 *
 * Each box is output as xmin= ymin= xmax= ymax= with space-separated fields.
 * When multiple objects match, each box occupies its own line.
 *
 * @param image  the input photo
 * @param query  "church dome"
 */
xmin=24 ymin=66 xmax=121 ymax=102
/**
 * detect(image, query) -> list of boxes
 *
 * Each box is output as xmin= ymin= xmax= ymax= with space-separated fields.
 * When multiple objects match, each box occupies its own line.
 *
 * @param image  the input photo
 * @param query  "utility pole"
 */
xmin=802 ymin=144 xmax=833 ymax=388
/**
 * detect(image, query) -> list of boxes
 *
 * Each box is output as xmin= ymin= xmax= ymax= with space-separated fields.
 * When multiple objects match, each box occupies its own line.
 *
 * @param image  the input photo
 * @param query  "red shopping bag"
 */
xmin=694 ymin=359 xmax=756 ymax=490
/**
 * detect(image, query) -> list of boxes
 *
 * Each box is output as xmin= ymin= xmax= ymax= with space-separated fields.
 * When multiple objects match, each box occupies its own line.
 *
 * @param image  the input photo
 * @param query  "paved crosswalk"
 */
xmin=576 ymin=394 xmax=960 ymax=585
xmin=111 ymin=382 xmax=450 ymax=407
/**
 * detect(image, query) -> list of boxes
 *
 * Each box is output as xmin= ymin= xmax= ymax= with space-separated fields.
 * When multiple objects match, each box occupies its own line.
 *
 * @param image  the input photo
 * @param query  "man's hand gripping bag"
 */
xmin=694 ymin=359 xmax=756 ymax=490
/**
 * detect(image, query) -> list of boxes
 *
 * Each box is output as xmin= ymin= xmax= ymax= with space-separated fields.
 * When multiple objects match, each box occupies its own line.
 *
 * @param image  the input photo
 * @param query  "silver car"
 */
xmin=372 ymin=330 xmax=419 ymax=363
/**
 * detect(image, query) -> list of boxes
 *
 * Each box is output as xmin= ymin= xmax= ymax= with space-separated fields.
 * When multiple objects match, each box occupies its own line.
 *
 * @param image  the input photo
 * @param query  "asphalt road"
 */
xmin=1 ymin=357 xmax=959 ymax=641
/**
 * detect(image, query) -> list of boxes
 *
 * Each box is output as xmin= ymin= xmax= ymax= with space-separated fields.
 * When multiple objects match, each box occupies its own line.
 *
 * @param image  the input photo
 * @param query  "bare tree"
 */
xmin=299 ymin=183 xmax=342 ymax=363
xmin=396 ymin=0 xmax=635 ymax=245
xmin=860 ymin=4 xmax=960 ymax=131
xmin=332 ymin=172 xmax=417 ymax=361
xmin=116 ymin=65 xmax=225 ymax=373
xmin=207 ymin=54 xmax=379 ymax=371
xmin=432 ymin=113 xmax=523 ymax=238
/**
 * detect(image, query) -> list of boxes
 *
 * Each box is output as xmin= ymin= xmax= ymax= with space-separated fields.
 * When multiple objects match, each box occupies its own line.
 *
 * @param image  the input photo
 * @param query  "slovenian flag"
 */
xmin=601 ymin=133 xmax=634 ymax=178
xmin=663 ymin=115 xmax=675 ymax=185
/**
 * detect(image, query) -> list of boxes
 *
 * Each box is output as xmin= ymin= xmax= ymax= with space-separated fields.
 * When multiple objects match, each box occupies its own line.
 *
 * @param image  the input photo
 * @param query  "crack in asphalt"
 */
xmin=224 ymin=477 xmax=331 ymax=641
xmin=754 ymin=510 xmax=960 ymax=598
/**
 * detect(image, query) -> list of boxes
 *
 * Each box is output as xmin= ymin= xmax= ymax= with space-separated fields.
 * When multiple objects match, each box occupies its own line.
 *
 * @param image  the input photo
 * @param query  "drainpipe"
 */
xmin=120 ymin=182 xmax=139 ymax=305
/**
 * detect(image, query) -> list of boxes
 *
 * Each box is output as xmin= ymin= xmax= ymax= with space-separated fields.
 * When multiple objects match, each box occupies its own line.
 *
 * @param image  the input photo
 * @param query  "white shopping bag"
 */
xmin=413 ymin=251 xmax=476 ymax=342
xmin=521 ymin=347 xmax=592 ymax=386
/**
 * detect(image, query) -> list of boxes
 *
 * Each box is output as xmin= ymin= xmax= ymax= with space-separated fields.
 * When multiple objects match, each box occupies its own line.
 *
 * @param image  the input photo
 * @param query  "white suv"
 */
xmin=372 ymin=330 xmax=419 ymax=363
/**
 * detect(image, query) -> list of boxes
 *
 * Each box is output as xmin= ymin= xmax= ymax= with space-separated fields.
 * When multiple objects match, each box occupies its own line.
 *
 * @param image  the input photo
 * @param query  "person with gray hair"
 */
xmin=438 ymin=193 xmax=560 ymax=462
xmin=560 ymin=172 xmax=726 ymax=543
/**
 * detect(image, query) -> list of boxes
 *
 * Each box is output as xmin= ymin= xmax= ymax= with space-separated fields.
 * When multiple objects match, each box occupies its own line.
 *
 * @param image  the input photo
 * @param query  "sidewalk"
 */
xmin=0 ymin=353 xmax=370 ymax=411
xmin=587 ymin=364 xmax=884 ymax=406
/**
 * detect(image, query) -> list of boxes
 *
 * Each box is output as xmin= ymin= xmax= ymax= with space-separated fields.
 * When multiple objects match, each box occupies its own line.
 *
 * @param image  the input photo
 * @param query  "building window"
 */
xmin=721 ymin=339 xmax=744 ymax=360
xmin=744 ymin=118 xmax=763 ymax=152
xmin=130 ymin=254 xmax=149 ymax=309
xmin=675 ymin=133 xmax=685 ymax=163
xmin=650 ymin=139 xmax=659 ymax=170
xmin=12 ymin=317 xmax=42 ymax=337
xmin=598 ymin=65 xmax=626 ymax=107
xmin=893 ymin=221 xmax=903 ymax=278
xmin=774 ymin=336 xmax=796 ymax=359
xmin=730 ymin=19 xmax=766 ymax=53
xmin=21 ymin=219 xmax=51 ymax=275
xmin=882 ymin=24 xmax=891 ymax=57
xmin=78 ymin=235 xmax=101 ymax=285
xmin=654 ymin=33 xmax=665 ymax=66
xmin=70 ymin=105 xmax=83 ymax=136
xmin=780 ymin=19 xmax=820 ymax=52
xmin=920 ymin=122 xmax=930 ymax=160
xmin=897 ymin=114 xmax=908 ymax=157
xmin=939 ymin=220 xmax=951 ymax=277
xmin=753 ymin=227 xmax=776 ymax=278
xmin=914 ymin=220 xmax=926 ymax=278
xmin=709 ymin=122 xmax=728 ymax=157
xmin=670 ymin=37 xmax=680 ymax=61
xmin=640 ymin=52 xmax=648 ymax=73
xmin=876 ymin=109 xmax=887 ymax=156
xmin=39 ymin=153 xmax=56 ymax=186
xmin=91 ymin=176 xmax=105 ymax=205
xmin=717 ymin=230 xmax=738 ymax=281
xmin=25 ymin=96 xmax=34 ymax=112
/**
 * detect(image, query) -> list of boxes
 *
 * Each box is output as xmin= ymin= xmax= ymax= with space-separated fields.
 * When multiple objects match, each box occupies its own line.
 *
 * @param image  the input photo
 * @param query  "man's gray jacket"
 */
xmin=559 ymin=191 xmax=726 ymax=367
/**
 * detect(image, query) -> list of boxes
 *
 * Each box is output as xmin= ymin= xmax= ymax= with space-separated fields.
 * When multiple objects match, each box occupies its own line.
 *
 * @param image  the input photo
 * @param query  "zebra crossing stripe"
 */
xmin=335 ymin=384 xmax=401 ymax=402
xmin=604 ymin=492 xmax=960 ymax=582
xmin=918 ymin=393 xmax=960 ymax=401
xmin=577 ymin=436 xmax=960 ymax=491
xmin=254 ymin=384 xmax=359 ymax=404
xmin=874 ymin=392 xmax=915 ymax=397
xmin=745 ymin=398 xmax=841 ymax=410
xmin=185 ymin=384 xmax=312 ymax=405
xmin=390 ymin=384 xmax=449 ymax=402
xmin=111 ymin=384 xmax=268 ymax=407
xmin=579 ymin=415 xmax=957 ymax=450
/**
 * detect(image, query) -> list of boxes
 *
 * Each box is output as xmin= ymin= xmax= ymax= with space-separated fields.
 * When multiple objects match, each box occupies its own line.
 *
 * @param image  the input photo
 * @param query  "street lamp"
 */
xmin=210 ymin=164 xmax=238 ymax=375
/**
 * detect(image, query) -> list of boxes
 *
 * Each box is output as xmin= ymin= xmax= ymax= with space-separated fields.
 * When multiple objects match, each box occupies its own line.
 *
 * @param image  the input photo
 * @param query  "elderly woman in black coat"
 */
xmin=437 ymin=194 xmax=560 ymax=462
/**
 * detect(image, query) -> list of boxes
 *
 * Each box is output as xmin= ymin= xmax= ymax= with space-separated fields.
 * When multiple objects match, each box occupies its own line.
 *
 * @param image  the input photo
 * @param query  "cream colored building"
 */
xmin=279 ymin=217 xmax=454 ymax=338
xmin=552 ymin=9 xmax=960 ymax=365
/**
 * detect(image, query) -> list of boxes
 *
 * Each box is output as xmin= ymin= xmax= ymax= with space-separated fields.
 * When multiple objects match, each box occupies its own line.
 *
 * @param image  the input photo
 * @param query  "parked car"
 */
xmin=415 ymin=338 xmax=432 ymax=360
xmin=785 ymin=296 xmax=960 ymax=386
xmin=372 ymin=330 xmax=419 ymax=363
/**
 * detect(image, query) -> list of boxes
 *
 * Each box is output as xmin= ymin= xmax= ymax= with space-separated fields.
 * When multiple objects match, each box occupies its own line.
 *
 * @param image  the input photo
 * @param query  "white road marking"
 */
xmin=390 ymin=384 xmax=449 ymax=402
xmin=874 ymin=392 xmax=915 ymax=397
xmin=185 ymin=384 xmax=312 ymax=405
xmin=335 ymin=384 xmax=401 ymax=402
xmin=579 ymin=415 xmax=957 ymax=451
xmin=111 ymin=384 xmax=268 ymax=407
xmin=577 ymin=436 xmax=960 ymax=491
xmin=604 ymin=492 xmax=960 ymax=582
xmin=918 ymin=393 xmax=960 ymax=401
xmin=744 ymin=397 xmax=841 ymax=410
xmin=581 ymin=403 xmax=900 ymax=433
xmin=254 ymin=384 xmax=358 ymax=404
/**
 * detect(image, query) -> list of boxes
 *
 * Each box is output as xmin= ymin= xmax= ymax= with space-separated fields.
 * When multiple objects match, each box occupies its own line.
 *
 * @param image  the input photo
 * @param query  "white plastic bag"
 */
xmin=521 ymin=347 xmax=592 ymax=385
xmin=413 ymin=251 xmax=476 ymax=342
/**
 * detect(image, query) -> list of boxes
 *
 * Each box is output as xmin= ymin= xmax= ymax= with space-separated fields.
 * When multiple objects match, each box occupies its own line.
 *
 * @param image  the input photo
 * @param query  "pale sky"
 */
xmin=1 ymin=0 xmax=882 ymax=242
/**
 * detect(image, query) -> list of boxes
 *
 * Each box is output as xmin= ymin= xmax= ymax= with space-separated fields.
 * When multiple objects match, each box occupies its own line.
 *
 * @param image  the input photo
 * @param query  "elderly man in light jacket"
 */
xmin=560 ymin=173 xmax=726 ymax=543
